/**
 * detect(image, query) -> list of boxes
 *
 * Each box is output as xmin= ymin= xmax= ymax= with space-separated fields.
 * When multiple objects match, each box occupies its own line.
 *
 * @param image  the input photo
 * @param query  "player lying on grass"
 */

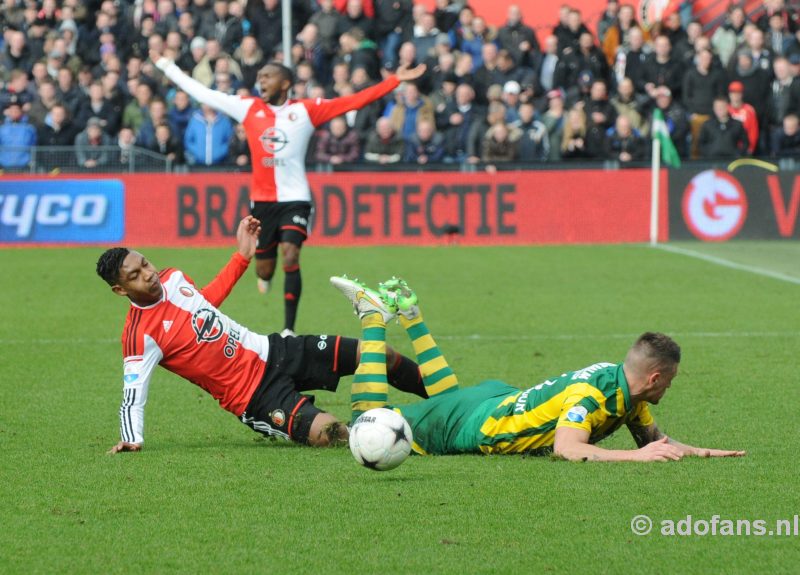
xmin=331 ymin=277 xmax=746 ymax=462
xmin=96 ymin=217 xmax=426 ymax=453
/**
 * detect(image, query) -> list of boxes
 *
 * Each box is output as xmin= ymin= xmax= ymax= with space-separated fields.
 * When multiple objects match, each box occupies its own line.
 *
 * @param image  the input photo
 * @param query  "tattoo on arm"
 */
xmin=630 ymin=424 xmax=664 ymax=447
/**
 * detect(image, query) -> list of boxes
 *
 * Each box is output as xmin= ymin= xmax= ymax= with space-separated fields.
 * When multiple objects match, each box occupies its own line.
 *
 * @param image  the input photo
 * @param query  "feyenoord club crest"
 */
xmin=192 ymin=308 xmax=224 ymax=343
xmin=259 ymin=127 xmax=289 ymax=153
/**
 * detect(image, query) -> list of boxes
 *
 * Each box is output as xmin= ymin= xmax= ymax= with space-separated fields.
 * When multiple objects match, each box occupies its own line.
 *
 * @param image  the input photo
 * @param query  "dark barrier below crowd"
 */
xmin=3 ymin=167 xmax=799 ymax=245
xmin=0 ymin=170 xmax=668 ymax=246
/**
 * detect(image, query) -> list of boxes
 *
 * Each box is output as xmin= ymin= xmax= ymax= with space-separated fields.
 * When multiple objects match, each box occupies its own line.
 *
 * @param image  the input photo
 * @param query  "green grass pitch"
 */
xmin=1 ymin=242 xmax=799 ymax=574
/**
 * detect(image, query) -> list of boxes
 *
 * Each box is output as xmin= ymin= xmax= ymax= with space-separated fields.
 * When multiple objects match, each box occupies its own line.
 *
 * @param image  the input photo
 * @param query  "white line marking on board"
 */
xmin=653 ymin=244 xmax=800 ymax=285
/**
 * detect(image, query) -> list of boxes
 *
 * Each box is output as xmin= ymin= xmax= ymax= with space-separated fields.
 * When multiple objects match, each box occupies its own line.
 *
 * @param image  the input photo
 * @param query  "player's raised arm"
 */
xmin=199 ymin=217 xmax=261 ymax=307
xmin=629 ymin=423 xmax=746 ymax=458
xmin=303 ymin=64 xmax=426 ymax=127
xmin=150 ymin=49 xmax=253 ymax=123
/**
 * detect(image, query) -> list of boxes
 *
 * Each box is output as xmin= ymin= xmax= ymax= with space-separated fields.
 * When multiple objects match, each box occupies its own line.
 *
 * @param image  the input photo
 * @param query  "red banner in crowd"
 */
xmin=0 ymin=170 xmax=667 ymax=246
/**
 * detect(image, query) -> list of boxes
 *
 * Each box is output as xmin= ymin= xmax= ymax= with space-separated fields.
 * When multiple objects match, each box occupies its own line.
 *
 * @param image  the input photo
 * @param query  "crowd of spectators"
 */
xmin=2 ymin=0 xmax=800 ymax=171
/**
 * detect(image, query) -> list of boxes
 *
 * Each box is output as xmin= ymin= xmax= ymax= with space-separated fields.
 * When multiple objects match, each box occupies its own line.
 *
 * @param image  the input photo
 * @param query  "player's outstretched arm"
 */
xmin=108 ymin=441 xmax=141 ymax=454
xmin=394 ymin=63 xmax=427 ymax=82
xmin=554 ymin=426 xmax=684 ymax=462
xmin=629 ymin=423 xmax=746 ymax=458
xmin=149 ymin=49 xmax=252 ymax=123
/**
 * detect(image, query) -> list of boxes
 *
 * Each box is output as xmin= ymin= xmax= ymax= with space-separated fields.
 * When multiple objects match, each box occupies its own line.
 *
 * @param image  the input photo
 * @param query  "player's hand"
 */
xmin=236 ymin=215 xmax=261 ymax=260
xmin=395 ymin=63 xmax=427 ymax=82
xmin=633 ymin=436 xmax=683 ymax=462
xmin=693 ymin=447 xmax=747 ymax=458
xmin=108 ymin=441 xmax=141 ymax=454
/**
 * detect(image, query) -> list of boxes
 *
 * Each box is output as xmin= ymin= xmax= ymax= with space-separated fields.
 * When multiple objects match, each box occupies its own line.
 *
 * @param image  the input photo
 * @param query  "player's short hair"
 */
xmin=631 ymin=332 xmax=681 ymax=370
xmin=258 ymin=62 xmax=294 ymax=85
xmin=96 ymin=247 xmax=130 ymax=286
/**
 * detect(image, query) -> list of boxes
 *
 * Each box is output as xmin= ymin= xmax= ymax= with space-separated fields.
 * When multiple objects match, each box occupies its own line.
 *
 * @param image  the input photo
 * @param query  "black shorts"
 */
xmin=251 ymin=201 xmax=313 ymax=260
xmin=240 ymin=333 xmax=358 ymax=444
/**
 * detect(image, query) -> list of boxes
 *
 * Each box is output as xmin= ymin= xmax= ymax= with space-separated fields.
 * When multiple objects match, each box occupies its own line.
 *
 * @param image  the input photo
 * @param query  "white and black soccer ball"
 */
xmin=349 ymin=408 xmax=413 ymax=471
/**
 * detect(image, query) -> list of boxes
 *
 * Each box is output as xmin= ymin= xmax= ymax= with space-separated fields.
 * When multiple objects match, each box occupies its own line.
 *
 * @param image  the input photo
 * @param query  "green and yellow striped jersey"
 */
xmin=458 ymin=363 xmax=654 ymax=455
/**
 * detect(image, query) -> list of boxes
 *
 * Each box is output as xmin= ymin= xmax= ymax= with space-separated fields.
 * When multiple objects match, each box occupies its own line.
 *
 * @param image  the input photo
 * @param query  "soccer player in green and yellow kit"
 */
xmin=330 ymin=276 xmax=745 ymax=462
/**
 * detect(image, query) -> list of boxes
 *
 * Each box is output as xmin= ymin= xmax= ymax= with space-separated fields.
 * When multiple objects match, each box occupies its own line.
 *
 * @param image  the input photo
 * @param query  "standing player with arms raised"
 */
xmin=151 ymin=48 xmax=425 ymax=336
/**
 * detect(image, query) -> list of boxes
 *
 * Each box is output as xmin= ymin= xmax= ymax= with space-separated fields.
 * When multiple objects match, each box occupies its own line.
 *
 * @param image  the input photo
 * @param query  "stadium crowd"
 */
xmin=2 ymin=0 xmax=800 ymax=171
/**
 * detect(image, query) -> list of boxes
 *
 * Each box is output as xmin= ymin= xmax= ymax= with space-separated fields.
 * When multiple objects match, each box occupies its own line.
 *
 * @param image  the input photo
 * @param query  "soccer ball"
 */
xmin=349 ymin=408 xmax=413 ymax=471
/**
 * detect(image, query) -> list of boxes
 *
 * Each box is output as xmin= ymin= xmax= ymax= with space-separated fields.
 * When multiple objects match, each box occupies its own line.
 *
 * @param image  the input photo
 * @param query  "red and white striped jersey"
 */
xmin=157 ymin=59 xmax=400 ymax=202
xmin=119 ymin=253 xmax=268 ymax=444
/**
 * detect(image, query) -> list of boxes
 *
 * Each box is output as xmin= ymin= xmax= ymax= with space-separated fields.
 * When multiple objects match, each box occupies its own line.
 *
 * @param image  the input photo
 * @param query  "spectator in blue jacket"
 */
xmin=0 ymin=97 xmax=37 ymax=169
xmin=183 ymin=104 xmax=233 ymax=166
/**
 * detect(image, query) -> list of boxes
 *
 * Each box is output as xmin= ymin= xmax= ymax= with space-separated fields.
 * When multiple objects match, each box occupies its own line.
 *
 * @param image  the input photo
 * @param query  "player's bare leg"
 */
xmin=256 ymin=258 xmax=276 ymax=295
xmin=280 ymin=242 xmax=301 ymax=337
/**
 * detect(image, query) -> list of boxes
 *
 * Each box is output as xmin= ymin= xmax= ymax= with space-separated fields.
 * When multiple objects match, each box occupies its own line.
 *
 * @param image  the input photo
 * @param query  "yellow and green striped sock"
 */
xmin=351 ymin=313 xmax=389 ymax=422
xmin=398 ymin=312 xmax=459 ymax=398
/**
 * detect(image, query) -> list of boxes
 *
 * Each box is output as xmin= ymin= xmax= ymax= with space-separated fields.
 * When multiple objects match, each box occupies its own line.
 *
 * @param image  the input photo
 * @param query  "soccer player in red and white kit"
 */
xmin=97 ymin=216 xmax=426 ymax=453
xmin=151 ymin=48 xmax=426 ymax=337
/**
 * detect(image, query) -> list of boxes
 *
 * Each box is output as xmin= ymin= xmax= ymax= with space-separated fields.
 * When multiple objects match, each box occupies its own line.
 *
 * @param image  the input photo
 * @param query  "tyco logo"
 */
xmin=259 ymin=127 xmax=289 ymax=153
xmin=192 ymin=308 xmax=224 ymax=343
xmin=682 ymin=170 xmax=748 ymax=241
xmin=0 ymin=180 xmax=124 ymax=243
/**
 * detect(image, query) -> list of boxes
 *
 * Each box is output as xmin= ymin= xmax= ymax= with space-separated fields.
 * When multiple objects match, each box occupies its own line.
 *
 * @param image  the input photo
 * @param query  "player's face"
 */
xmin=647 ymin=366 xmax=678 ymax=404
xmin=113 ymin=251 xmax=163 ymax=304
xmin=258 ymin=65 xmax=290 ymax=105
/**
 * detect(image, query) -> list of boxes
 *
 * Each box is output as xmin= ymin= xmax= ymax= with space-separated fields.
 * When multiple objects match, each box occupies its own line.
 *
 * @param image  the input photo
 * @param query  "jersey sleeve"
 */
xmin=200 ymin=252 xmax=251 ymax=308
xmin=302 ymin=75 xmax=400 ymax=127
xmin=625 ymin=401 xmax=655 ymax=428
xmin=556 ymin=392 xmax=607 ymax=434
xmin=120 ymin=334 xmax=163 ymax=444
xmin=156 ymin=58 xmax=254 ymax=123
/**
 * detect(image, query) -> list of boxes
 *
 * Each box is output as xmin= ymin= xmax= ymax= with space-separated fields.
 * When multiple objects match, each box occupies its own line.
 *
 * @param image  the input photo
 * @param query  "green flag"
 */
xmin=652 ymin=108 xmax=681 ymax=168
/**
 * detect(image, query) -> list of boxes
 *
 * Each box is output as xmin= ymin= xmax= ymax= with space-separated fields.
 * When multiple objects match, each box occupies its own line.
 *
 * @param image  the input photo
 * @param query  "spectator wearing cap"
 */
xmin=771 ymin=113 xmax=800 ymax=157
xmin=712 ymin=6 xmax=748 ymax=68
xmin=314 ymin=115 xmax=361 ymax=164
xmin=727 ymin=81 xmax=759 ymax=155
xmin=650 ymin=85 xmax=690 ymax=157
xmin=0 ymin=96 xmax=37 ymax=169
xmin=501 ymin=81 xmax=522 ymax=123
xmin=682 ymin=48 xmax=726 ymax=159
xmin=542 ymin=89 xmax=566 ymax=161
xmin=183 ymin=104 xmax=232 ymax=166
xmin=75 ymin=117 xmax=112 ymax=170
xmin=497 ymin=5 xmax=539 ymax=70
xmin=604 ymin=115 xmax=647 ymax=164
xmin=385 ymin=82 xmax=435 ymax=143
xmin=404 ymin=118 xmax=445 ymax=164
xmin=698 ymin=97 xmax=749 ymax=159
xmin=364 ymin=117 xmax=404 ymax=164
